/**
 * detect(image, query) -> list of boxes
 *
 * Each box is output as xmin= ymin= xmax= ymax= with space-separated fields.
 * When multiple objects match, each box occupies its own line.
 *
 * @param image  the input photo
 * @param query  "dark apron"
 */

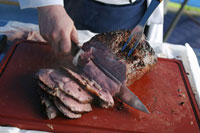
xmin=64 ymin=0 xmax=146 ymax=33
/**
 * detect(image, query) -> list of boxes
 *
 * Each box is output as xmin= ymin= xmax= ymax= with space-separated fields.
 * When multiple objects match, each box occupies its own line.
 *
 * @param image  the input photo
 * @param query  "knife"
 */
xmin=71 ymin=43 xmax=150 ymax=113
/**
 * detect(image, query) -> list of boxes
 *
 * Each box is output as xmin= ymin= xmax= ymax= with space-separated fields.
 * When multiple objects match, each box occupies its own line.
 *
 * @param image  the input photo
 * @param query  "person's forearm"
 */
xmin=19 ymin=0 xmax=64 ymax=9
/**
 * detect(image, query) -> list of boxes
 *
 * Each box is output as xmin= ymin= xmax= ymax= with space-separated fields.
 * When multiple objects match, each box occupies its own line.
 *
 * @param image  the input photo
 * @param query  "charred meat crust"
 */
xmin=82 ymin=30 xmax=157 ymax=86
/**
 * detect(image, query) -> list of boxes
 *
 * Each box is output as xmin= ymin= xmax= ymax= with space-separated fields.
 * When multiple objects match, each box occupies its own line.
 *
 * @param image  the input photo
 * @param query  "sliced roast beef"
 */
xmin=37 ymin=69 xmax=93 ymax=103
xmin=38 ymin=79 xmax=92 ymax=113
xmin=83 ymin=60 xmax=120 ymax=96
xmin=62 ymin=67 xmax=114 ymax=108
xmin=37 ymin=69 xmax=55 ymax=89
xmin=38 ymin=81 xmax=56 ymax=96
xmin=41 ymin=95 xmax=58 ymax=119
xmin=54 ymin=98 xmax=82 ymax=119
xmin=37 ymin=89 xmax=58 ymax=119
xmin=57 ymin=90 xmax=92 ymax=113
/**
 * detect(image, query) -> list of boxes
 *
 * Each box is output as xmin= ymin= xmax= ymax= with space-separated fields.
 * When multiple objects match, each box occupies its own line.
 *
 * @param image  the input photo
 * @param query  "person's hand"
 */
xmin=37 ymin=5 xmax=79 ymax=55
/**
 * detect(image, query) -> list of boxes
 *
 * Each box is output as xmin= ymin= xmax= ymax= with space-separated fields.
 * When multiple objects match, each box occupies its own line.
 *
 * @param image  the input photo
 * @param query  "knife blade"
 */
xmin=71 ymin=43 xmax=150 ymax=113
xmin=92 ymin=58 xmax=149 ymax=113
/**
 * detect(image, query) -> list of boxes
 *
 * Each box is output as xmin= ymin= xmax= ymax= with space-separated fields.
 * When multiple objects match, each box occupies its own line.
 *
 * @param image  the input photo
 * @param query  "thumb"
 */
xmin=71 ymin=26 xmax=79 ymax=44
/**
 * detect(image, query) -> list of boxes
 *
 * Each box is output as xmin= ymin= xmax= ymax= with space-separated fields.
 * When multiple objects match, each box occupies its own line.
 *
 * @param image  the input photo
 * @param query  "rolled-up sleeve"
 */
xmin=19 ymin=0 xmax=64 ymax=9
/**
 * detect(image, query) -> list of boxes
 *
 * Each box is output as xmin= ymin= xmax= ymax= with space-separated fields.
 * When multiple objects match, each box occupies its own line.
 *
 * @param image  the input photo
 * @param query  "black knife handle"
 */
xmin=0 ymin=35 xmax=7 ymax=54
xmin=71 ymin=42 xmax=81 ymax=57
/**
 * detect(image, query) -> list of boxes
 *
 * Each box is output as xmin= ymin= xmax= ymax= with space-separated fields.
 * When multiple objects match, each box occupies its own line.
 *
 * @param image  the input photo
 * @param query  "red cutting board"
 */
xmin=0 ymin=40 xmax=199 ymax=132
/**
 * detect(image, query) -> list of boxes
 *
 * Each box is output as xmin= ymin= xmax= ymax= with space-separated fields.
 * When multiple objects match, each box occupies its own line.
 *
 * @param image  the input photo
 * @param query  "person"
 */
xmin=19 ymin=0 xmax=163 ymax=55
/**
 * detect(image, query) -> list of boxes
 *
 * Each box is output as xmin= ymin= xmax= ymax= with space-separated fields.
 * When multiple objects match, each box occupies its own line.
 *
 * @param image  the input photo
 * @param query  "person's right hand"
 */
xmin=37 ymin=5 xmax=79 ymax=55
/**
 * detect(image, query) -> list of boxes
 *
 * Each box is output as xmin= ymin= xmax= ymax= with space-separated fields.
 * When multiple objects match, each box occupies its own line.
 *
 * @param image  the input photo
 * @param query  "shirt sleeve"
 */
xmin=19 ymin=0 xmax=64 ymax=9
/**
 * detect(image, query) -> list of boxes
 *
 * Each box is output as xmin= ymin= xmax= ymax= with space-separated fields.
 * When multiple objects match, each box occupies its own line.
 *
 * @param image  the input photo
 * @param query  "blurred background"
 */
xmin=0 ymin=0 xmax=200 ymax=64
xmin=163 ymin=0 xmax=200 ymax=60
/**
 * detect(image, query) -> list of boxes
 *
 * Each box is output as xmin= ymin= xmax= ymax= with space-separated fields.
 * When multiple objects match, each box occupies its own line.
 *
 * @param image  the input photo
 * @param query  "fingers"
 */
xmin=46 ymin=32 xmax=61 ymax=55
xmin=60 ymin=34 xmax=71 ymax=54
xmin=58 ymin=26 xmax=79 ymax=55
xmin=45 ymin=29 xmax=76 ymax=55
xmin=71 ymin=26 xmax=79 ymax=44
xmin=40 ymin=22 xmax=78 ymax=55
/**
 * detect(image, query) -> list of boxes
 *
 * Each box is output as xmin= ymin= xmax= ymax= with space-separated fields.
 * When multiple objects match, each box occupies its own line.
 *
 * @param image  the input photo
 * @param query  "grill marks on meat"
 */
xmin=62 ymin=67 xmax=114 ymax=108
xmin=37 ymin=69 xmax=93 ymax=103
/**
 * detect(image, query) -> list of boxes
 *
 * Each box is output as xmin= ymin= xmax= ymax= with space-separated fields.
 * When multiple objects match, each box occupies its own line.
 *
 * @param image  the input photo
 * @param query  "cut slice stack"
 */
xmin=36 ymin=68 xmax=114 ymax=119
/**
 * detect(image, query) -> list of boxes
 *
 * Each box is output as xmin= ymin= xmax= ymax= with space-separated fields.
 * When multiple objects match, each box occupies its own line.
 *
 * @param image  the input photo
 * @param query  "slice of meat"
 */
xmin=54 ymin=98 xmax=82 ymax=119
xmin=37 ymin=89 xmax=59 ymax=119
xmin=37 ymin=69 xmax=93 ymax=103
xmin=78 ymin=42 xmax=126 ymax=85
xmin=36 ymin=69 xmax=55 ymax=89
xmin=38 ymin=81 xmax=56 ymax=96
xmin=83 ymin=60 xmax=120 ymax=96
xmin=57 ymin=90 xmax=92 ymax=113
xmin=50 ymin=69 xmax=93 ymax=103
xmin=41 ymin=95 xmax=58 ymax=119
xmin=38 ymin=81 xmax=92 ymax=113
xmin=62 ymin=67 xmax=114 ymax=108
xmin=81 ymin=30 xmax=157 ymax=86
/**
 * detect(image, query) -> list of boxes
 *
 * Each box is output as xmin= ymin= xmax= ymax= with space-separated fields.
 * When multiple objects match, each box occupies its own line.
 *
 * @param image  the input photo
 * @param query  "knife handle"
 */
xmin=71 ymin=42 xmax=80 ymax=57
